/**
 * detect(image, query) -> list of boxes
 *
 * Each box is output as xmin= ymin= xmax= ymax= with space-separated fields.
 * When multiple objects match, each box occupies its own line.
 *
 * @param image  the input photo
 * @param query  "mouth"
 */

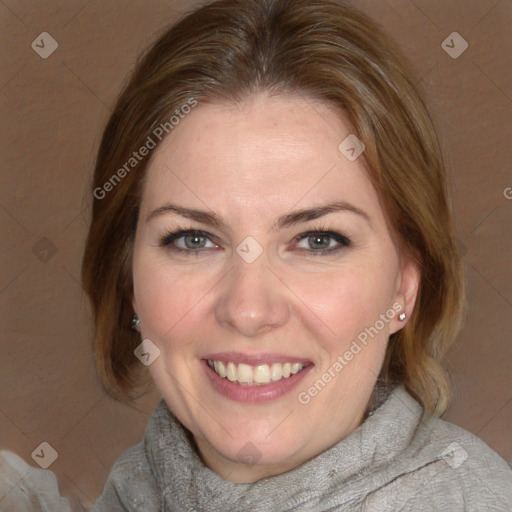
xmin=201 ymin=353 xmax=314 ymax=402
xmin=206 ymin=359 xmax=310 ymax=386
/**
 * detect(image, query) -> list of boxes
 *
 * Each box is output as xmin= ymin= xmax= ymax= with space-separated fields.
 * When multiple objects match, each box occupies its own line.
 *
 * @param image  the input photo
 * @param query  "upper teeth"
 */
xmin=207 ymin=360 xmax=305 ymax=385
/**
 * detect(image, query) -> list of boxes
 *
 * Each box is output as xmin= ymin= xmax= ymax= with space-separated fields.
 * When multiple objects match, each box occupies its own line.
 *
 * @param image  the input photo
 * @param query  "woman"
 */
xmin=82 ymin=0 xmax=512 ymax=510
xmin=5 ymin=0 xmax=509 ymax=510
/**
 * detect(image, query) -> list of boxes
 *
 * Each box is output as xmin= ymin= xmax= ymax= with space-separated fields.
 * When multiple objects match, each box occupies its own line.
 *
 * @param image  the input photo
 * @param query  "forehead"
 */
xmin=141 ymin=93 xmax=378 ymax=220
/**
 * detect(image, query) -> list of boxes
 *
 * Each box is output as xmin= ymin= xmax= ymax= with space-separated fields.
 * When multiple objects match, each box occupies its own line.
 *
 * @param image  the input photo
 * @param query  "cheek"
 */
xmin=132 ymin=253 xmax=213 ymax=342
xmin=288 ymin=261 xmax=397 ymax=345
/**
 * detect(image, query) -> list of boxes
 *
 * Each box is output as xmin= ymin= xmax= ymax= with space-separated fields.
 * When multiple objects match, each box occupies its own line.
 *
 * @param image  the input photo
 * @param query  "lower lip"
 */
xmin=202 ymin=360 xmax=313 ymax=403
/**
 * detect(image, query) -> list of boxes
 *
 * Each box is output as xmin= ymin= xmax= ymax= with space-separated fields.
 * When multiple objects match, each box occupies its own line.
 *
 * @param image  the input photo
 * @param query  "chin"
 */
xmin=203 ymin=420 xmax=312 ymax=468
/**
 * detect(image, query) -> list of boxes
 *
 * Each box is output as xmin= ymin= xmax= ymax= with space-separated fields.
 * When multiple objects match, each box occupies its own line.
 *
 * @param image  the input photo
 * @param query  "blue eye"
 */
xmin=159 ymin=230 xmax=218 ymax=254
xmin=294 ymin=231 xmax=351 ymax=255
xmin=158 ymin=228 xmax=351 ymax=256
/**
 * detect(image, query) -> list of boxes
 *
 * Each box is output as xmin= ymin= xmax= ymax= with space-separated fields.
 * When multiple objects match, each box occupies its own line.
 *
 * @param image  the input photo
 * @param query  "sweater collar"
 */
xmin=144 ymin=383 xmax=426 ymax=511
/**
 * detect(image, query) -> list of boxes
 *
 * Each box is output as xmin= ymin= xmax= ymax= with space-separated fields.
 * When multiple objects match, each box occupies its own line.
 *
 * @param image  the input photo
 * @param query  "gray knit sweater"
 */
xmin=1 ymin=385 xmax=511 ymax=511
xmin=92 ymin=385 xmax=512 ymax=511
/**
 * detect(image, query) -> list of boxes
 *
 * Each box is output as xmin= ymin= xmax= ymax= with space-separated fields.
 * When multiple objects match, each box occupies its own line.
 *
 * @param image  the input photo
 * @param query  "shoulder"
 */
xmin=389 ymin=395 xmax=512 ymax=510
xmin=422 ymin=412 xmax=512 ymax=481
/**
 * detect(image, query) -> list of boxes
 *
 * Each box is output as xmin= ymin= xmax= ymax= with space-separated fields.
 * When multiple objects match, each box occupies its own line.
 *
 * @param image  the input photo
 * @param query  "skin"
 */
xmin=131 ymin=92 xmax=420 ymax=483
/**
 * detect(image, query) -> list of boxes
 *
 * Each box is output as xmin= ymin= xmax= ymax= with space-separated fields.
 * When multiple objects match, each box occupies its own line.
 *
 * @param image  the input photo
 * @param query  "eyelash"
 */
xmin=158 ymin=225 xmax=351 ymax=257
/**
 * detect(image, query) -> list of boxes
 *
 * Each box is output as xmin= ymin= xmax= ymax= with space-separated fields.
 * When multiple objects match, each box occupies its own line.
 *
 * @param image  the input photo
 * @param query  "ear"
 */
xmin=389 ymin=257 xmax=420 ymax=335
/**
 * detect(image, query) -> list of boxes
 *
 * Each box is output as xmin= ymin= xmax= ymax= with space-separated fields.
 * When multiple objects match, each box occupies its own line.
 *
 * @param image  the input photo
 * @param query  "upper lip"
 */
xmin=203 ymin=352 xmax=313 ymax=366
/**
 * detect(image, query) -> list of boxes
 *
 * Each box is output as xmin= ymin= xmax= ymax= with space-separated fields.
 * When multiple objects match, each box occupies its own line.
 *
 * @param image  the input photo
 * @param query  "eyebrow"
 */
xmin=145 ymin=201 xmax=371 ymax=230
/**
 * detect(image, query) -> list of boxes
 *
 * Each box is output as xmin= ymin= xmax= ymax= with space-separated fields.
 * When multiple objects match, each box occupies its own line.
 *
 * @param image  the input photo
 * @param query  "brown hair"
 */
xmin=82 ymin=0 xmax=466 ymax=414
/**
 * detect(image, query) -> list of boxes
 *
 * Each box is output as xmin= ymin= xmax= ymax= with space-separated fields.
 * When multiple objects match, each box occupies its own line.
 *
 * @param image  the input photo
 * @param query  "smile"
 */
xmin=207 ymin=359 xmax=307 ymax=386
xmin=202 ymin=354 xmax=314 ymax=402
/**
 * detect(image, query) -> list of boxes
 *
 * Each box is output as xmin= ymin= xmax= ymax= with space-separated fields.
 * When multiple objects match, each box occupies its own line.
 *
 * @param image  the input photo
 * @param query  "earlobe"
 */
xmin=131 ymin=314 xmax=141 ymax=331
xmin=390 ymin=258 xmax=420 ymax=334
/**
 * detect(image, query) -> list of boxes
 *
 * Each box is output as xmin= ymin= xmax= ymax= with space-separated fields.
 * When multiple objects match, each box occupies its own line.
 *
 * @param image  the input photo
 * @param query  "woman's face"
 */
xmin=132 ymin=93 xmax=419 ymax=482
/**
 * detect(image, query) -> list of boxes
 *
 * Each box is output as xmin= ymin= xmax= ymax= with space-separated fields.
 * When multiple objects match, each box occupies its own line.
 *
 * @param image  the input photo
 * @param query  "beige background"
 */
xmin=1 ymin=0 xmax=511 ymax=507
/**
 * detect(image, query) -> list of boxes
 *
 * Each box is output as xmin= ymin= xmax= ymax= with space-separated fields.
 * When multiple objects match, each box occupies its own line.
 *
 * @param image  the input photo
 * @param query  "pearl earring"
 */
xmin=398 ymin=312 xmax=406 ymax=322
xmin=131 ymin=314 xmax=140 ymax=330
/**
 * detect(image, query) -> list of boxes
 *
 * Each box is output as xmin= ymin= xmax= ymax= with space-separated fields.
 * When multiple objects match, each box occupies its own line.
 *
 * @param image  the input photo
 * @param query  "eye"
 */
xmin=294 ymin=230 xmax=351 ymax=255
xmin=157 ymin=227 xmax=351 ymax=257
xmin=159 ymin=229 xmax=219 ymax=253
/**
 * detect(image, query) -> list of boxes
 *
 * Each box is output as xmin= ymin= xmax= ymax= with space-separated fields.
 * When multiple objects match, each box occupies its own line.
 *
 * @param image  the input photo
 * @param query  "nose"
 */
xmin=214 ymin=255 xmax=290 ymax=338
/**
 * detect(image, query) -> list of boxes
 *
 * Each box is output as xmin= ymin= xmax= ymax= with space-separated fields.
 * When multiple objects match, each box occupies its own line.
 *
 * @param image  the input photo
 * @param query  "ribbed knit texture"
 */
xmin=93 ymin=384 xmax=512 ymax=511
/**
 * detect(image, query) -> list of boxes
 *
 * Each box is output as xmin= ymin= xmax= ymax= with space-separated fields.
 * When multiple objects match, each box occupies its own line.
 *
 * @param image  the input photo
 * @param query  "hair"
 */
xmin=82 ymin=0 xmax=466 ymax=415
